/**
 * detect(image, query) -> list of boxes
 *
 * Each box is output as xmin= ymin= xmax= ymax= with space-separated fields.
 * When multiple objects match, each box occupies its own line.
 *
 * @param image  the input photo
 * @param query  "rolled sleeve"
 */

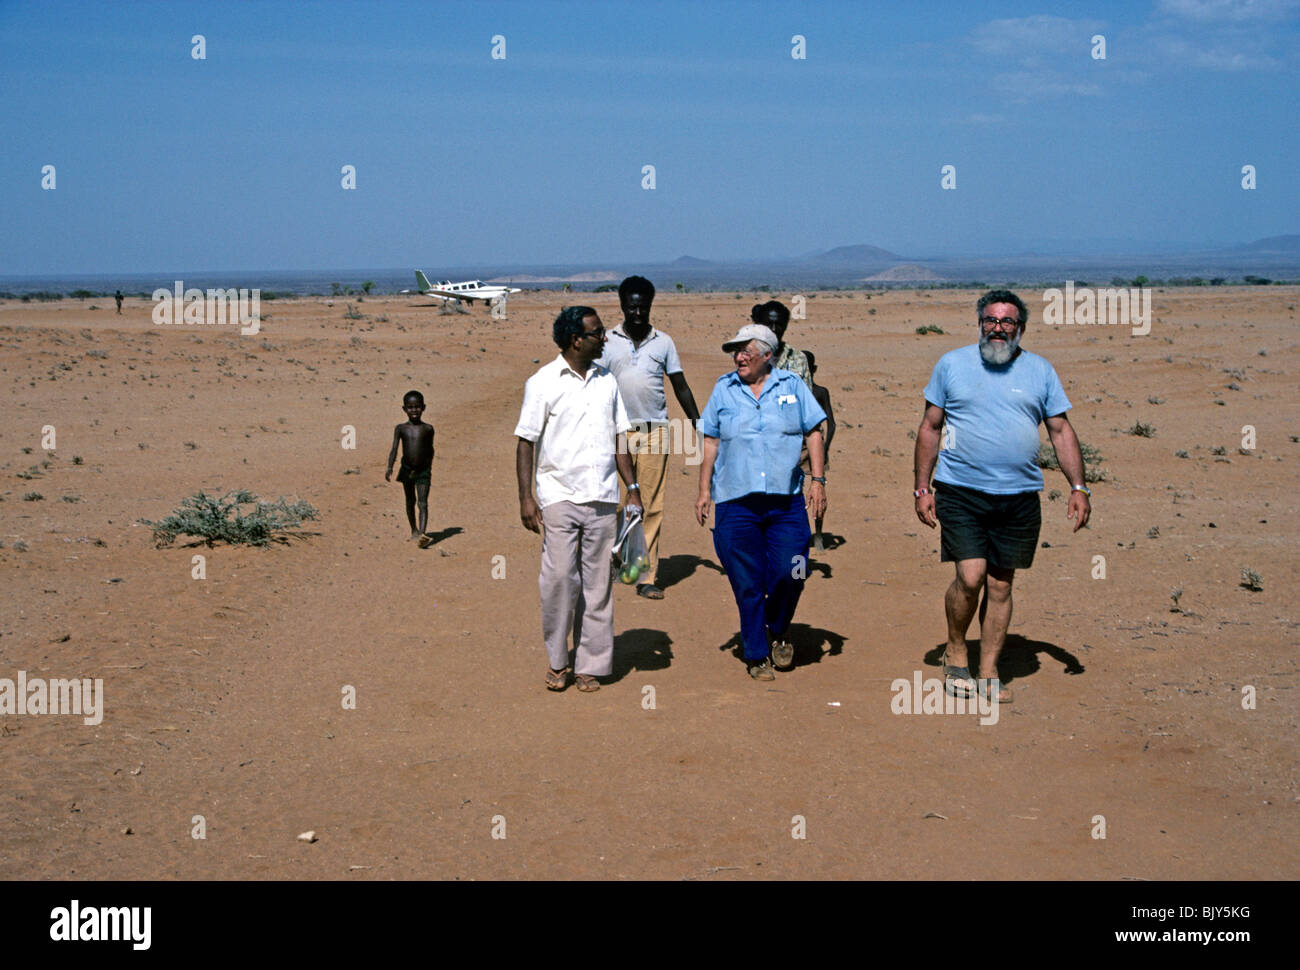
xmin=794 ymin=379 xmax=827 ymax=433
xmin=697 ymin=384 xmax=723 ymax=438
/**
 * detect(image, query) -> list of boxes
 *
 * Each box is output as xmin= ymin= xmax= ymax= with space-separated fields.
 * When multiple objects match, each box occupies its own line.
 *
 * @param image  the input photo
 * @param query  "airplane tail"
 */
xmin=414 ymin=270 xmax=434 ymax=292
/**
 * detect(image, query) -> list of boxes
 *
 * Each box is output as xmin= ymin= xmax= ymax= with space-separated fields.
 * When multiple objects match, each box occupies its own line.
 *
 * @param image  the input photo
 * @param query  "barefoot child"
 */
xmin=385 ymin=390 xmax=435 ymax=545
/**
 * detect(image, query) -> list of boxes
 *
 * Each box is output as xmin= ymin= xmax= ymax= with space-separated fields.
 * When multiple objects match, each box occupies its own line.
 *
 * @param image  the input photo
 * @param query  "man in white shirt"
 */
xmin=596 ymin=276 xmax=700 ymax=599
xmin=515 ymin=306 xmax=643 ymax=693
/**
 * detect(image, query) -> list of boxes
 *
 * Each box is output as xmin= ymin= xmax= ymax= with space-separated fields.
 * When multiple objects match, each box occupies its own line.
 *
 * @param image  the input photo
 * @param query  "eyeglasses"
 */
xmin=580 ymin=327 xmax=606 ymax=340
xmin=979 ymin=315 xmax=1021 ymax=330
xmin=732 ymin=348 xmax=766 ymax=361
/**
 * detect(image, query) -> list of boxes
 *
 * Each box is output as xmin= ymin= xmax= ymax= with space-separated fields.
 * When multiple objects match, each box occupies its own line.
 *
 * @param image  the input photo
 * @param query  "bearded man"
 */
xmin=912 ymin=289 xmax=1091 ymax=704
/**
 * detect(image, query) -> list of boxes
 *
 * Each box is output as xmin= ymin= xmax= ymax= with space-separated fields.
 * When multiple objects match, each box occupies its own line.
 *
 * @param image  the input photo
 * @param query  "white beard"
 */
xmin=979 ymin=328 xmax=1021 ymax=366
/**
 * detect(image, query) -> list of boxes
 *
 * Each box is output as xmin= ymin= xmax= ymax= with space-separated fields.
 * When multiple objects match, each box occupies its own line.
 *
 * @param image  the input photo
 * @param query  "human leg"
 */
xmin=402 ymin=480 xmax=418 ymax=537
xmin=415 ymin=481 xmax=430 ymax=536
xmin=539 ymin=501 xmax=582 ymax=676
xmin=763 ymin=494 xmax=812 ymax=645
xmin=712 ymin=497 xmax=770 ymax=662
xmin=976 ymin=564 xmax=1015 ymax=694
xmin=572 ymin=502 xmax=617 ymax=679
xmin=632 ymin=428 xmax=669 ymax=591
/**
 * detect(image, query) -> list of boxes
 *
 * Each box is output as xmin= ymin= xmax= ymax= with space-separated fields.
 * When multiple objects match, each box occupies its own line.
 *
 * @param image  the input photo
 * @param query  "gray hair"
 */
xmin=748 ymin=338 xmax=774 ymax=356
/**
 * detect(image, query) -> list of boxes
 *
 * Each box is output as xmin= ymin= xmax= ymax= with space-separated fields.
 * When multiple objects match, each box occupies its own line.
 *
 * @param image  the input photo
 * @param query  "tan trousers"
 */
xmin=623 ymin=427 xmax=670 ymax=587
xmin=539 ymin=501 xmax=617 ymax=676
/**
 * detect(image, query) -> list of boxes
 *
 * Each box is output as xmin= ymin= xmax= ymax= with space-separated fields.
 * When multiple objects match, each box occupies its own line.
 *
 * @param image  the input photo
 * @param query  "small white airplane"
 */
xmin=410 ymin=270 xmax=521 ymax=307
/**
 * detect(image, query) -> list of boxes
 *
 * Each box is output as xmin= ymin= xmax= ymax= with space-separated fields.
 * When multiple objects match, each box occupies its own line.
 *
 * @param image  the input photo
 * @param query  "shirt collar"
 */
xmin=610 ymin=323 xmax=659 ymax=346
xmin=556 ymin=354 xmax=600 ymax=382
xmin=723 ymin=367 xmax=786 ymax=399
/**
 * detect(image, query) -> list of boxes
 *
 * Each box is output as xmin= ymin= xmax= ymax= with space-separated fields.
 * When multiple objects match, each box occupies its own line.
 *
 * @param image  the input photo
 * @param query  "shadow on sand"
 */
xmin=922 ymin=633 xmax=1084 ymax=685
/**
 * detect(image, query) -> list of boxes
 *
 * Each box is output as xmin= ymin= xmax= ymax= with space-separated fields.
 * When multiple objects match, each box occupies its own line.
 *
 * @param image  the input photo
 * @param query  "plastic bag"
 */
xmin=614 ymin=507 xmax=651 ymax=585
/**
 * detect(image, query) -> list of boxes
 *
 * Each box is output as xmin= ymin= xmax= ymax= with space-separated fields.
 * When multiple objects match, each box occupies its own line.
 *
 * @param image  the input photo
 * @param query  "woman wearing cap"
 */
xmin=694 ymin=316 xmax=827 ymax=681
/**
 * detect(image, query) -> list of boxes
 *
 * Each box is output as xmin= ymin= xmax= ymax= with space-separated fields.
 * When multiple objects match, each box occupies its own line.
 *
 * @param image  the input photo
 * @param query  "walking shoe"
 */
xmin=771 ymin=639 xmax=794 ymax=670
xmin=747 ymin=658 xmax=775 ymax=681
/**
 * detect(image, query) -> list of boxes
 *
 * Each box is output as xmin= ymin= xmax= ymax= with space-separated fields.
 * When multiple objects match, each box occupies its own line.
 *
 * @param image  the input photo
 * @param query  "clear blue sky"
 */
xmin=3 ymin=0 xmax=1297 ymax=273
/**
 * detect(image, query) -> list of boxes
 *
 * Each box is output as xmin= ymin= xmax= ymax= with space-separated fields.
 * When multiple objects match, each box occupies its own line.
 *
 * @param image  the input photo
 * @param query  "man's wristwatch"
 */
xmin=1072 ymin=484 xmax=1092 ymax=497
xmin=810 ymin=476 xmax=827 ymax=485
xmin=628 ymin=483 xmax=641 ymax=491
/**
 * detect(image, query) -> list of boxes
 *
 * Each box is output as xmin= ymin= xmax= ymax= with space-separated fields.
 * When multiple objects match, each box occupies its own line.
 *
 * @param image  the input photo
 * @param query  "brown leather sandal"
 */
xmin=575 ymin=674 xmax=601 ymax=692
xmin=545 ymin=666 xmax=571 ymax=691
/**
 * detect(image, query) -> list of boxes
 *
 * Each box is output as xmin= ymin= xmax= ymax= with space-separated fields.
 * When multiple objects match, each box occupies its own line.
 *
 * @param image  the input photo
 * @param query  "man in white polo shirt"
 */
xmin=515 ymin=306 xmax=642 ymax=693
xmin=596 ymin=275 xmax=701 ymax=600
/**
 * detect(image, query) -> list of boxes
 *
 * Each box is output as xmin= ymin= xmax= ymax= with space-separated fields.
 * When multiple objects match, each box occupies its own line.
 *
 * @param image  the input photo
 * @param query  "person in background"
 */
xmin=803 ymin=350 xmax=836 ymax=551
xmin=596 ymin=275 xmax=701 ymax=599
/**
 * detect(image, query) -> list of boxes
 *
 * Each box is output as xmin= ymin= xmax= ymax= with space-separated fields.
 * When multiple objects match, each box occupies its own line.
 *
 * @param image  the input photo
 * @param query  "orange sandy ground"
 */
xmin=1 ymin=287 xmax=1296 ymax=879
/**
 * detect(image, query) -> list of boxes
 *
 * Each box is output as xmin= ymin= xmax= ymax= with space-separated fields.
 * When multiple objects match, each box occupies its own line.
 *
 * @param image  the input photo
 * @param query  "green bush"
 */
xmin=143 ymin=490 xmax=319 ymax=548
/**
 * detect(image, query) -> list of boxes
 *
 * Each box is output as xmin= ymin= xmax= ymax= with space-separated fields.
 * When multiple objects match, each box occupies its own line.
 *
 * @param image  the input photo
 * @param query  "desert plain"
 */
xmin=1 ymin=286 xmax=1296 ymax=880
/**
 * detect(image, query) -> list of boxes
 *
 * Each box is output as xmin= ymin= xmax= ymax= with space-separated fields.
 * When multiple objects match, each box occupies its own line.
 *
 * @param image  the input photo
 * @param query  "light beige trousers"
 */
xmin=539 ymin=500 xmax=617 ymax=676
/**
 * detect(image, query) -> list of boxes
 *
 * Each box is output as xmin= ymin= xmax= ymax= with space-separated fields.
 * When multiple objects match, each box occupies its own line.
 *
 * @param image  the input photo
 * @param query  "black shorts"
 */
xmin=934 ymin=481 xmax=1041 ymax=570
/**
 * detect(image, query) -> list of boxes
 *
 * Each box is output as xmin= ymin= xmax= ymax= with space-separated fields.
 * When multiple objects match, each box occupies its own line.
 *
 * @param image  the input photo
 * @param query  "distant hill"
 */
xmin=813 ymin=244 xmax=902 ymax=264
xmin=672 ymin=255 xmax=714 ymax=266
xmin=1236 ymin=234 xmax=1300 ymax=253
xmin=863 ymin=264 xmax=946 ymax=282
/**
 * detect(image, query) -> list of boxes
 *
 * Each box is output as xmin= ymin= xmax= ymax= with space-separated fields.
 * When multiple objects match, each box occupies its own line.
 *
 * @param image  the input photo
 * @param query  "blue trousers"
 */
xmin=712 ymin=493 xmax=812 ymax=661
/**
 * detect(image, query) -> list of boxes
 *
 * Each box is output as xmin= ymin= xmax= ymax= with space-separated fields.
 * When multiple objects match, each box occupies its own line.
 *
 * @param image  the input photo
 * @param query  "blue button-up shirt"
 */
xmin=697 ymin=367 xmax=827 ymax=504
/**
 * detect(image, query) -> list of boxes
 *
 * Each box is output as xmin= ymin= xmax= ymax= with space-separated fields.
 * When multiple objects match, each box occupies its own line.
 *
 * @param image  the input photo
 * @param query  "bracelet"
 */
xmin=628 ymin=483 xmax=640 ymax=491
xmin=810 ymin=476 xmax=827 ymax=485
xmin=1071 ymin=484 xmax=1091 ymax=496
xmin=913 ymin=487 xmax=929 ymax=498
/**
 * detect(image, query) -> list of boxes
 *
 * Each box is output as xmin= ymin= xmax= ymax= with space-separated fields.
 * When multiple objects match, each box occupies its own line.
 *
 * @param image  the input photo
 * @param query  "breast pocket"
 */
xmin=719 ymin=407 xmax=739 ymax=440
xmin=778 ymin=399 xmax=804 ymax=435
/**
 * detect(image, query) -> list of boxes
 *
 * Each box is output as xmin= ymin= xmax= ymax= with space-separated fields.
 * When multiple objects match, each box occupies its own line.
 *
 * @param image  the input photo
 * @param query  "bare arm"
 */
xmin=385 ymin=425 xmax=401 ymax=481
xmin=695 ymin=435 xmax=720 ymax=526
xmin=913 ymin=403 xmax=945 ymax=528
xmin=804 ymin=428 xmax=826 ymax=518
xmin=668 ymin=371 xmax=701 ymax=424
xmin=516 ymin=437 xmax=542 ymax=533
xmin=1045 ymin=413 xmax=1091 ymax=532
xmin=615 ymin=435 xmax=643 ymax=514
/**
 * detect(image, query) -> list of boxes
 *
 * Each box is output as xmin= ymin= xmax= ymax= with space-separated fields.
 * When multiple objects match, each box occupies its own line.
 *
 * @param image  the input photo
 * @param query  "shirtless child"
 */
xmin=385 ymin=390 xmax=435 ymax=545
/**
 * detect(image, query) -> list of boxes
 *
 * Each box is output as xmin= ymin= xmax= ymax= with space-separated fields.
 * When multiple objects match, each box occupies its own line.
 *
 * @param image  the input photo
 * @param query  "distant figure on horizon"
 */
xmin=804 ymin=350 xmax=835 ymax=550
xmin=595 ymin=275 xmax=701 ymax=600
xmin=114 ymin=290 xmax=123 ymax=314
xmin=386 ymin=390 xmax=435 ymax=545
xmin=913 ymin=289 xmax=1091 ymax=706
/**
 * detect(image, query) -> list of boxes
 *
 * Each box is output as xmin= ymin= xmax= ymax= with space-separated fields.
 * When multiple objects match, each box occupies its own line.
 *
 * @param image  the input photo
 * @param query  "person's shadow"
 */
xmin=813 ymin=532 xmax=847 ymax=550
xmin=656 ymin=554 xmax=724 ymax=590
xmin=922 ymin=633 xmax=1084 ymax=684
xmin=420 ymin=526 xmax=463 ymax=547
xmin=609 ymin=628 xmax=674 ymax=684
xmin=718 ymin=622 xmax=846 ymax=669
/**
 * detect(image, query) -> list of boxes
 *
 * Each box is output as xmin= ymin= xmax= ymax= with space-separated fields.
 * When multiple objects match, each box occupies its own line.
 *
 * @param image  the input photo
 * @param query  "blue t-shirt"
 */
xmin=923 ymin=345 xmax=1071 ymax=494
xmin=698 ymin=367 xmax=827 ymax=504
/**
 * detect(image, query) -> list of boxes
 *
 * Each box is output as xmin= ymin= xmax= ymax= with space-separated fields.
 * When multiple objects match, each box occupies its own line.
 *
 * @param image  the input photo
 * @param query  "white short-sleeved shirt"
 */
xmin=514 ymin=355 xmax=632 ymax=508
xmin=595 ymin=325 xmax=683 ymax=425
